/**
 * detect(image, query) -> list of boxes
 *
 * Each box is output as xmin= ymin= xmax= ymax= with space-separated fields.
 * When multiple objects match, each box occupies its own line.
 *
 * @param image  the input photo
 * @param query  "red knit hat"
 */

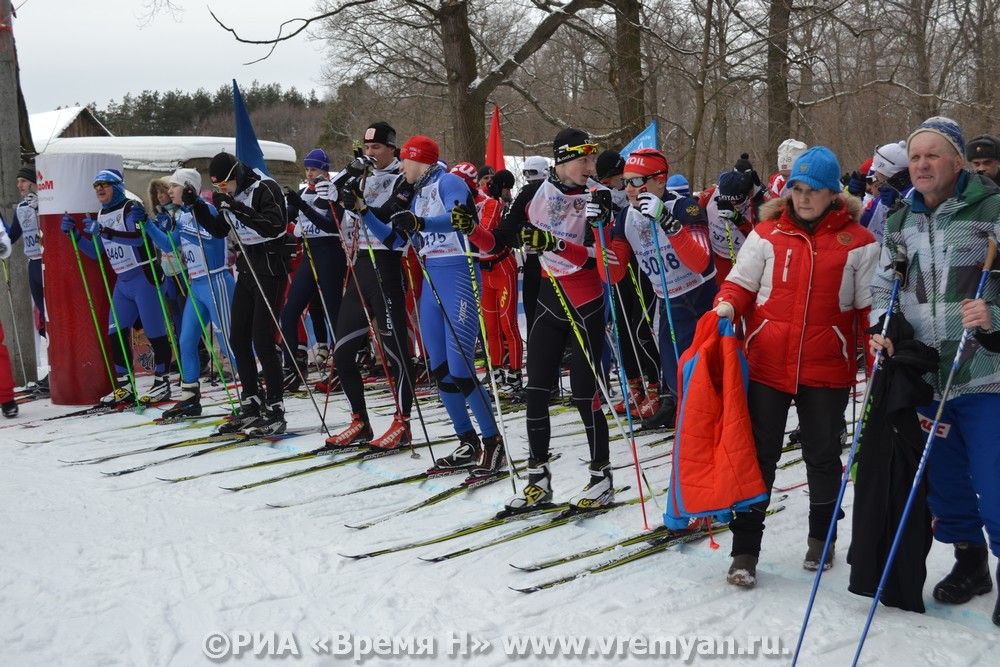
xmin=624 ymin=148 xmax=669 ymax=178
xmin=400 ymin=135 xmax=439 ymax=165
xmin=449 ymin=162 xmax=478 ymax=191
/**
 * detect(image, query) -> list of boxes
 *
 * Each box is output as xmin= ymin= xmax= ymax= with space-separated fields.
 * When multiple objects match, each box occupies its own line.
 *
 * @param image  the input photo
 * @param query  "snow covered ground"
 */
xmin=1 ymin=383 xmax=996 ymax=666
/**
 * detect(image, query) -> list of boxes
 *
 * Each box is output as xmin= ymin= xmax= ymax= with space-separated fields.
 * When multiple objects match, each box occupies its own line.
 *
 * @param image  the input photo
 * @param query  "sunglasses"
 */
xmin=93 ymin=182 xmax=113 ymax=190
xmin=211 ymin=163 xmax=239 ymax=190
xmin=622 ymin=172 xmax=667 ymax=188
xmin=560 ymin=143 xmax=599 ymax=158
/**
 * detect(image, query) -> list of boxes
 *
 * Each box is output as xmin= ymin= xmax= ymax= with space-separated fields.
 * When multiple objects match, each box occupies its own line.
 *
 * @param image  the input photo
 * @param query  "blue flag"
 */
xmin=233 ymin=80 xmax=268 ymax=175
xmin=619 ymin=120 xmax=658 ymax=158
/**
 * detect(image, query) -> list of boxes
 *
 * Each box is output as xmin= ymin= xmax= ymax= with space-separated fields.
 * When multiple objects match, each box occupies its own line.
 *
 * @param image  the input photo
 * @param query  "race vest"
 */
xmin=97 ymin=204 xmax=147 ymax=274
xmin=705 ymin=194 xmax=749 ymax=260
xmin=341 ymin=168 xmax=399 ymax=255
xmin=413 ymin=179 xmax=466 ymax=259
xmin=16 ymin=200 xmax=42 ymax=260
xmin=178 ymin=211 xmax=221 ymax=280
xmin=224 ymin=170 xmax=284 ymax=246
xmin=527 ymin=179 xmax=590 ymax=277
xmin=294 ymin=190 xmax=336 ymax=239
xmin=622 ymin=207 xmax=710 ymax=299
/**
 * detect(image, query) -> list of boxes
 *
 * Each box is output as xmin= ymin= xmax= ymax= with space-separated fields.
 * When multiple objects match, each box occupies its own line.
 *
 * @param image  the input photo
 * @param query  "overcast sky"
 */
xmin=14 ymin=0 xmax=328 ymax=113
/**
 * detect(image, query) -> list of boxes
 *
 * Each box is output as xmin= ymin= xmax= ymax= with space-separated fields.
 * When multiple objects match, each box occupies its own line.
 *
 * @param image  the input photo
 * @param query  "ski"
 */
xmin=510 ymin=495 xmax=789 ymax=573
xmin=60 ymin=431 xmax=242 ymax=465
xmin=510 ymin=505 xmax=787 ymax=593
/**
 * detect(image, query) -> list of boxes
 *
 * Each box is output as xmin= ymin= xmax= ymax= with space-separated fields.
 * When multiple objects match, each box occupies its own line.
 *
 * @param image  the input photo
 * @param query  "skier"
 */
xmin=0 ymin=220 xmax=16 ymax=417
xmin=279 ymin=148 xmax=347 ymax=391
xmin=59 ymin=169 xmax=173 ymax=405
xmin=7 ymin=165 xmax=47 ymax=394
xmin=323 ymin=121 xmax=419 ymax=451
xmin=870 ymin=117 xmax=1000 ymax=626
xmin=861 ymin=141 xmax=912 ymax=243
xmin=143 ymin=168 xmax=236 ymax=419
xmin=595 ymin=148 xmax=717 ymax=430
xmin=359 ymin=134 xmax=505 ymax=473
xmin=498 ymin=127 xmax=614 ymax=511
xmin=700 ymin=165 xmax=768 ymax=285
xmin=767 ymin=139 xmax=808 ymax=197
xmin=713 ymin=146 xmax=878 ymax=587
xmin=195 ymin=153 xmax=290 ymax=435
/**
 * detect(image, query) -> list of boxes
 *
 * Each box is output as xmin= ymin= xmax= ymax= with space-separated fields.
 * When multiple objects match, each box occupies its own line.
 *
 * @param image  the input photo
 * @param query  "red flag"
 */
xmin=485 ymin=104 xmax=504 ymax=171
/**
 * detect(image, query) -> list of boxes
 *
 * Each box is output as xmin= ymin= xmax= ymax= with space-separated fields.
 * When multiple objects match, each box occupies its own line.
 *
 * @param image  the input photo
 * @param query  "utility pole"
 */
xmin=0 ymin=0 xmax=38 ymax=384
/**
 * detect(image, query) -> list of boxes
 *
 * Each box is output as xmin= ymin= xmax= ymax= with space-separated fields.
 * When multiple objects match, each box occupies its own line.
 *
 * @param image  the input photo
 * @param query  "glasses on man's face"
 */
xmin=562 ymin=143 xmax=599 ymax=158
xmin=93 ymin=182 xmax=112 ymax=191
xmin=622 ymin=172 xmax=667 ymax=188
xmin=212 ymin=164 xmax=238 ymax=190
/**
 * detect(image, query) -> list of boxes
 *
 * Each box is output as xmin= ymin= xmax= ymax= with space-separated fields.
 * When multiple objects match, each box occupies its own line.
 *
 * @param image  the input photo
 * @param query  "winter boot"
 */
xmin=569 ymin=465 xmax=614 ymax=509
xmin=727 ymin=554 xmax=759 ymax=588
xmin=244 ymin=402 xmax=287 ymax=437
xmin=161 ymin=382 xmax=202 ymax=419
xmin=637 ymin=382 xmax=661 ymax=419
xmin=100 ymin=375 xmax=134 ymax=407
xmin=216 ymin=395 xmax=261 ymax=435
xmin=613 ymin=378 xmax=644 ymax=417
xmin=282 ymin=365 xmax=302 ymax=392
xmin=432 ymin=431 xmax=482 ymax=471
xmin=470 ymin=434 xmax=507 ymax=476
xmin=370 ymin=414 xmax=411 ymax=451
xmin=933 ymin=542 xmax=993 ymax=604
xmin=641 ymin=393 xmax=676 ymax=430
xmin=803 ymin=537 xmax=835 ymax=571
xmin=504 ymin=462 xmax=553 ymax=512
xmin=2 ymin=400 xmax=18 ymax=418
xmin=322 ymin=413 xmax=372 ymax=450
xmin=140 ymin=374 xmax=171 ymax=404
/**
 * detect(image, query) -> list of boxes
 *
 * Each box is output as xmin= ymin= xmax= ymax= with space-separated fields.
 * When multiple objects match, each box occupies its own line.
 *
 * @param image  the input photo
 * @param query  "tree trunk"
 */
xmin=610 ymin=0 xmax=645 ymax=145
xmin=439 ymin=0 xmax=485 ymax=162
xmin=765 ymin=0 xmax=793 ymax=167
xmin=909 ymin=0 xmax=937 ymax=119
xmin=0 ymin=0 xmax=37 ymax=385
xmin=686 ymin=0 xmax=714 ymax=178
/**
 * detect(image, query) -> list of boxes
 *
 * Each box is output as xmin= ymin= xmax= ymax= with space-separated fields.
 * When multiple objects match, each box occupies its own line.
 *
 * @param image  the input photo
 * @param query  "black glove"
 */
xmin=390 ymin=210 xmax=424 ymax=235
xmin=345 ymin=155 xmax=376 ymax=178
xmin=520 ymin=226 xmax=564 ymax=253
xmin=341 ymin=180 xmax=367 ymax=213
xmin=181 ymin=184 xmax=199 ymax=207
xmin=284 ymin=187 xmax=304 ymax=210
xmin=450 ymin=203 xmax=476 ymax=234
xmin=585 ymin=189 xmax=613 ymax=228
xmin=212 ymin=191 xmax=235 ymax=211
xmin=847 ymin=171 xmax=866 ymax=197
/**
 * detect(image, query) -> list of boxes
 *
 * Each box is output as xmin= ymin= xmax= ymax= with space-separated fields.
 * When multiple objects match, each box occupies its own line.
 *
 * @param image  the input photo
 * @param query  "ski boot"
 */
xmin=503 ymin=462 xmax=553 ymax=513
xmin=613 ymin=378 xmax=644 ymax=417
xmin=161 ymin=382 xmax=202 ymax=420
xmin=640 ymin=393 xmax=676 ymax=430
xmin=637 ymin=382 xmax=661 ymax=419
xmin=370 ymin=414 xmax=411 ymax=451
xmin=28 ymin=375 xmax=49 ymax=397
xmin=282 ymin=365 xmax=302 ymax=392
xmin=245 ymin=401 xmax=287 ymax=436
xmin=469 ymin=434 xmax=507 ymax=477
xmin=315 ymin=343 xmax=330 ymax=368
xmin=933 ymin=542 xmax=993 ymax=604
xmin=140 ymin=374 xmax=171 ymax=404
xmin=803 ymin=537 xmax=835 ymax=571
xmin=217 ymin=395 xmax=262 ymax=435
xmin=569 ymin=465 xmax=614 ymax=510
xmin=499 ymin=369 xmax=525 ymax=403
xmin=430 ymin=430 xmax=482 ymax=473
xmin=727 ymin=554 xmax=759 ymax=588
xmin=315 ymin=369 xmax=341 ymax=394
xmin=321 ymin=413 xmax=373 ymax=451
xmin=101 ymin=375 xmax=134 ymax=407
xmin=2 ymin=400 xmax=18 ymax=418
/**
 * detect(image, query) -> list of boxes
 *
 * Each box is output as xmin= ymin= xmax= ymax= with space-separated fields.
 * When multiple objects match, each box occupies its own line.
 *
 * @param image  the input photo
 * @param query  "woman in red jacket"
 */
xmin=713 ymin=146 xmax=879 ymax=588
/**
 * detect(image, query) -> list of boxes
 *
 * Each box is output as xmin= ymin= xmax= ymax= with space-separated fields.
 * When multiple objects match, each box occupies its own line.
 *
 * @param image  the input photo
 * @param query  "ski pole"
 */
xmin=90 ymin=228 xmax=143 ymax=412
xmin=1 ymin=259 xmax=29 ymax=382
xmin=613 ymin=280 xmax=652 ymax=415
xmin=646 ymin=217 xmax=680 ymax=364
xmin=137 ymin=221 xmax=184 ymax=381
xmin=791 ymin=245 xmax=908 ymax=665
xmin=299 ymin=235 xmax=339 ymax=378
xmin=594 ymin=216 xmax=649 ymax=530
xmin=159 ymin=220 xmax=239 ymax=415
xmin=852 ymin=237 xmax=997 ymax=666
xmin=67 ymin=222 xmax=116 ymax=388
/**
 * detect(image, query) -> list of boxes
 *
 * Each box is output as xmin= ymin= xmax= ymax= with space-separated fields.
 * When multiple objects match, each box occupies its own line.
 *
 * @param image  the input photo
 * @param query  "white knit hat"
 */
xmin=777 ymin=139 xmax=808 ymax=172
xmin=168 ymin=168 xmax=202 ymax=192
xmin=871 ymin=141 xmax=908 ymax=179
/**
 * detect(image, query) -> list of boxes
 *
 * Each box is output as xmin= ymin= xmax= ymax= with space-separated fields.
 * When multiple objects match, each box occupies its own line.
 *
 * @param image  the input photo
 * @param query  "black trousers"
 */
xmin=525 ymin=281 xmax=610 ymax=471
xmin=230 ymin=272 xmax=285 ymax=404
xmin=611 ymin=262 xmax=659 ymax=383
xmin=730 ymin=381 xmax=849 ymax=557
xmin=333 ymin=252 xmax=413 ymax=421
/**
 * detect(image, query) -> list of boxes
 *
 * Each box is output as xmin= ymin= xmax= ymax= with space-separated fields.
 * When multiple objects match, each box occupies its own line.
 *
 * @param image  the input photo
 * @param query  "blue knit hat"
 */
xmin=907 ymin=116 xmax=965 ymax=157
xmin=785 ymin=146 xmax=841 ymax=193
xmin=666 ymin=174 xmax=690 ymax=196
xmin=93 ymin=169 xmax=123 ymax=186
xmin=303 ymin=148 xmax=330 ymax=171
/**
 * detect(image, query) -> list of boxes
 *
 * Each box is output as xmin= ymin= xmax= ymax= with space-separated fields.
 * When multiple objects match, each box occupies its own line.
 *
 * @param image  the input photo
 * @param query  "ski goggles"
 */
xmin=622 ymin=171 xmax=668 ymax=188
xmin=211 ymin=163 xmax=239 ymax=190
xmin=554 ymin=142 xmax=599 ymax=165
